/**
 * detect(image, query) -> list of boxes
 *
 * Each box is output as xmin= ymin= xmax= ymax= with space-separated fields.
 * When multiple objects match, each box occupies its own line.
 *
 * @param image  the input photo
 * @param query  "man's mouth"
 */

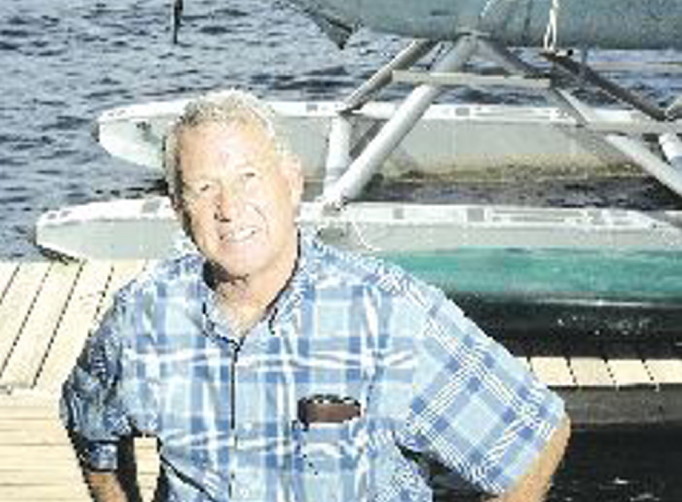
xmin=221 ymin=227 xmax=258 ymax=243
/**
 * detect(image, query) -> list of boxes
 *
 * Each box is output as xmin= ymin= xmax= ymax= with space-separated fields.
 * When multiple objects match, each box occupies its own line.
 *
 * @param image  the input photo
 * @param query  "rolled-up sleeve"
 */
xmin=60 ymin=299 xmax=132 ymax=470
xmin=402 ymin=290 xmax=566 ymax=495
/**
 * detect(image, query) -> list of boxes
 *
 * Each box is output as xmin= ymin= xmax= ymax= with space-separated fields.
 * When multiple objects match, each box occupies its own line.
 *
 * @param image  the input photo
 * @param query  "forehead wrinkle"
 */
xmin=181 ymin=121 xmax=279 ymax=173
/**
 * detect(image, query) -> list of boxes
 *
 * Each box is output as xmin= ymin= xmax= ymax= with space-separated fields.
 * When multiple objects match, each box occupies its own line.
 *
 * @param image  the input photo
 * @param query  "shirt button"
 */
xmin=235 ymin=481 xmax=251 ymax=499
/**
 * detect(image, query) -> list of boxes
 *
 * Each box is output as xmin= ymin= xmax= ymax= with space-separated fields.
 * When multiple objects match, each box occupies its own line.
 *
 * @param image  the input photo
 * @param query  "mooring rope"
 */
xmin=309 ymin=203 xmax=382 ymax=253
xmin=543 ymin=0 xmax=561 ymax=52
xmin=171 ymin=0 xmax=184 ymax=44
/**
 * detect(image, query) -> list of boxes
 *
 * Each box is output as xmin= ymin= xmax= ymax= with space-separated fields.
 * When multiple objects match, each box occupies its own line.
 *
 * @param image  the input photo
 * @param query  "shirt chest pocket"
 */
xmin=290 ymin=416 xmax=371 ymax=501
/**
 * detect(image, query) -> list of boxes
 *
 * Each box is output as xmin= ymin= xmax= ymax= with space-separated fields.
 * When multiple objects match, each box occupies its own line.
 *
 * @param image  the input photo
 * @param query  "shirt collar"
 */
xmin=268 ymin=229 xmax=324 ymax=325
xmin=196 ymin=229 xmax=323 ymax=340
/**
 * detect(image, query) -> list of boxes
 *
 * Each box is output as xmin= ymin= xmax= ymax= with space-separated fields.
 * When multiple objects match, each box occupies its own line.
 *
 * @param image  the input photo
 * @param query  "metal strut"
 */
xmin=319 ymin=33 xmax=682 ymax=208
xmin=322 ymin=39 xmax=437 ymax=190
xmin=341 ymin=39 xmax=437 ymax=113
xmin=320 ymin=35 xmax=477 ymax=209
xmin=542 ymin=51 xmax=682 ymax=195
xmin=543 ymin=51 xmax=667 ymax=121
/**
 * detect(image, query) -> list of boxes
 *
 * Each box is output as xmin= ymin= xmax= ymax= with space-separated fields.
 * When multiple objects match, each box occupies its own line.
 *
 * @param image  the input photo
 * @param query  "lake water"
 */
xmin=1 ymin=0 xmax=681 ymax=500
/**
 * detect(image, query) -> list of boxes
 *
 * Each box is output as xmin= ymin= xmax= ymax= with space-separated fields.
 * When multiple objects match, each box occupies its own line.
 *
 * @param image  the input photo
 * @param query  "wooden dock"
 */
xmin=0 ymin=260 xmax=158 ymax=501
xmin=1 ymin=260 xmax=682 ymax=501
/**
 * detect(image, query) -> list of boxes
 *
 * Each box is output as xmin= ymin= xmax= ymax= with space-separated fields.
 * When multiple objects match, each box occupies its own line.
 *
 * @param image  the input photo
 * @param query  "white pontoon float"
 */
xmin=37 ymin=95 xmax=682 ymax=340
xmin=36 ymin=1 xmax=682 ymax=338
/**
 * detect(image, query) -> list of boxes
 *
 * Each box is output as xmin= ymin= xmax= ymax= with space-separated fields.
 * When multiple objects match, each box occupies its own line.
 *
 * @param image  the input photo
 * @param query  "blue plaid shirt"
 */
xmin=61 ymin=234 xmax=564 ymax=501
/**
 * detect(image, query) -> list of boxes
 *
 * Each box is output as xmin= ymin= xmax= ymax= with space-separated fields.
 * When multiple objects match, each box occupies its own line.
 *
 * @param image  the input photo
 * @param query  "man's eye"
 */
xmin=184 ymin=182 xmax=216 ymax=198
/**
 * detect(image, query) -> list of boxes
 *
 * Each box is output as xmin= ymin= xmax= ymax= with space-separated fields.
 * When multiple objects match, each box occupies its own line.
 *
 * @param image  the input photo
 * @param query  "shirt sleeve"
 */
xmin=60 ymin=298 xmax=133 ymax=470
xmin=400 ymin=288 xmax=566 ymax=495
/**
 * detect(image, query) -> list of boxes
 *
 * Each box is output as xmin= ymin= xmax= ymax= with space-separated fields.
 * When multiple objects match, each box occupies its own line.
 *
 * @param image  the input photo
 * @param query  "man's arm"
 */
xmin=77 ymin=437 xmax=143 ymax=502
xmin=61 ymin=299 xmax=141 ymax=502
xmin=486 ymin=415 xmax=571 ymax=502
xmin=83 ymin=471 xmax=128 ymax=502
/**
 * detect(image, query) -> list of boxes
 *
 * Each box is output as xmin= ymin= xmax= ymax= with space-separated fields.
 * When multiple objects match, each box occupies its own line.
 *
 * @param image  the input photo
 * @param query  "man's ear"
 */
xmin=170 ymin=192 xmax=183 ymax=214
xmin=283 ymin=155 xmax=305 ymax=206
xmin=169 ymin=190 xmax=193 ymax=236
xmin=165 ymin=158 xmax=184 ymax=214
xmin=176 ymin=207 xmax=196 ymax=240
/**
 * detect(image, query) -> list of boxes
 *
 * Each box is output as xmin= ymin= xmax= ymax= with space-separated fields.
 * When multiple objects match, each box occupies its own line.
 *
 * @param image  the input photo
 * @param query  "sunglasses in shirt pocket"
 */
xmin=289 ymin=395 xmax=370 ymax=501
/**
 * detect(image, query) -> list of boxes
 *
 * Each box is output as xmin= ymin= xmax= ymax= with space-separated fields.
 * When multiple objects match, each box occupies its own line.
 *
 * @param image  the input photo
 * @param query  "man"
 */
xmin=61 ymin=90 xmax=570 ymax=502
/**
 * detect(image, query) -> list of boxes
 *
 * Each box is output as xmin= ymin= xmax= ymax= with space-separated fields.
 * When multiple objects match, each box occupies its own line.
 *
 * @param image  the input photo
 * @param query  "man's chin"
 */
xmin=207 ymin=250 xmax=266 ymax=282
xmin=207 ymin=260 xmax=253 ymax=283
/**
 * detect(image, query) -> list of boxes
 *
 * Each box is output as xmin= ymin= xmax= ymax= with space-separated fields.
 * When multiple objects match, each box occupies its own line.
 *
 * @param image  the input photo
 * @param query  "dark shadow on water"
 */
xmin=432 ymin=430 xmax=682 ymax=502
xmin=549 ymin=429 xmax=682 ymax=502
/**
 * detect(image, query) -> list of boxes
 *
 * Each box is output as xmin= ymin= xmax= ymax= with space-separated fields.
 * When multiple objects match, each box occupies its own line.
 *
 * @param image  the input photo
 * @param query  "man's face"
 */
xmin=175 ymin=121 xmax=302 ymax=280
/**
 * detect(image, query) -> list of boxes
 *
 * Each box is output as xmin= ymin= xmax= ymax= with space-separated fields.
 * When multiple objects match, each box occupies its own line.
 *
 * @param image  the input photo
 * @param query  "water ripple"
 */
xmin=0 ymin=28 xmax=32 ymax=38
xmin=198 ymin=25 xmax=232 ymax=36
xmin=0 ymin=41 xmax=19 ymax=51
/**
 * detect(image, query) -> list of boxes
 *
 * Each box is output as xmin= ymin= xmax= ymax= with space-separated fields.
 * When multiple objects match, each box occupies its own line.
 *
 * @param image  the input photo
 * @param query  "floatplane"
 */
xmin=37 ymin=0 xmax=682 ymax=338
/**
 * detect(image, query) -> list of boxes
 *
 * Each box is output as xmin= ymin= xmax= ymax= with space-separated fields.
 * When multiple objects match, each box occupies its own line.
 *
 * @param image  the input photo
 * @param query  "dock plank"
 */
xmin=0 ymin=394 xmax=158 ymax=502
xmin=0 ymin=262 xmax=81 ymax=389
xmin=0 ymin=262 xmax=18 ymax=300
xmin=93 ymin=260 xmax=147 ymax=324
xmin=108 ymin=259 xmax=147 ymax=294
xmin=35 ymin=261 xmax=114 ymax=392
xmin=0 ymin=486 xmax=89 ymax=502
xmin=0 ymin=262 xmax=51 ymax=378
xmin=603 ymin=342 xmax=654 ymax=388
xmin=0 ymin=395 xmax=90 ymax=502
xmin=567 ymin=341 xmax=613 ymax=388
xmin=640 ymin=342 xmax=682 ymax=386
xmin=0 ymin=472 xmax=83 ymax=484
xmin=0 ymin=426 xmax=74 ymax=445
xmin=136 ymin=437 xmax=160 ymax=501
xmin=0 ymin=445 xmax=88 ymax=469
xmin=0 ymin=394 xmax=60 ymax=415
xmin=528 ymin=340 xmax=575 ymax=388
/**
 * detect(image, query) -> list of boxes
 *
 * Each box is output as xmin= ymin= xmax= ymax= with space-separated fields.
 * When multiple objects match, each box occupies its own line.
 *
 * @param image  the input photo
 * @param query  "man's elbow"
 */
xmin=550 ymin=414 xmax=571 ymax=448
xmin=494 ymin=414 xmax=571 ymax=502
xmin=549 ymin=415 xmax=571 ymax=468
xmin=550 ymin=414 xmax=572 ymax=465
xmin=531 ymin=414 xmax=571 ymax=486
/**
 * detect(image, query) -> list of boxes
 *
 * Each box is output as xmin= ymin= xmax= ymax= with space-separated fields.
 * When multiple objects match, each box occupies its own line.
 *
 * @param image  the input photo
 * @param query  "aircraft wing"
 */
xmin=284 ymin=0 xmax=682 ymax=50
xmin=289 ymin=1 xmax=358 ymax=47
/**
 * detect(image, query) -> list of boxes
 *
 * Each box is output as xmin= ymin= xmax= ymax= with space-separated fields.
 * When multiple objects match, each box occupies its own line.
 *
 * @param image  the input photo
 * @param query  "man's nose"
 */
xmin=215 ymin=184 xmax=245 ymax=221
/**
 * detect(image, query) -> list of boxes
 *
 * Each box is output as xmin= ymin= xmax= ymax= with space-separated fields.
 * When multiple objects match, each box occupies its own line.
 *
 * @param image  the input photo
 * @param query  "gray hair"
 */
xmin=163 ymin=89 xmax=287 ymax=202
